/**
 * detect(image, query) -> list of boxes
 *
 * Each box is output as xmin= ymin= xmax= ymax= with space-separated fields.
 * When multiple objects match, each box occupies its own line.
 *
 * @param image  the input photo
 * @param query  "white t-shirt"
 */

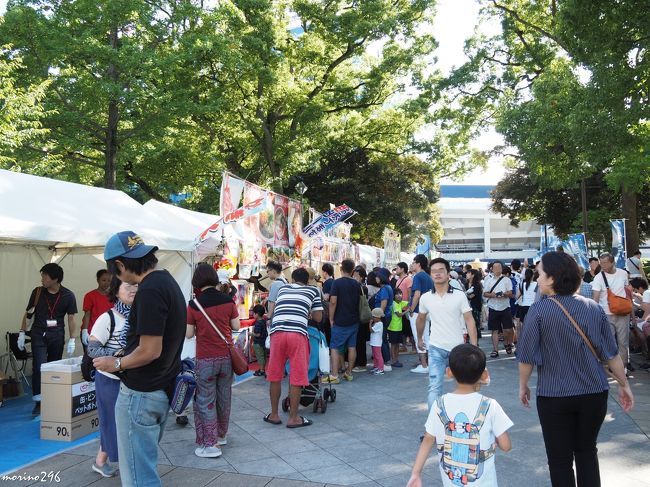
xmin=482 ymin=276 xmax=511 ymax=311
xmin=369 ymin=321 xmax=383 ymax=347
xmin=627 ymin=256 xmax=643 ymax=277
xmin=520 ymin=281 xmax=538 ymax=307
xmin=425 ymin=393 xmax=513 ymax=487
xmin=90 ymin=309 xmax=127 ymax=380
xmin=591 ymin=269 xmax=628 ymax=315
xmin=643 ymin=289 xmax=650 ymax=305
xmin=419 ymin=288 xmax=471 ymax=351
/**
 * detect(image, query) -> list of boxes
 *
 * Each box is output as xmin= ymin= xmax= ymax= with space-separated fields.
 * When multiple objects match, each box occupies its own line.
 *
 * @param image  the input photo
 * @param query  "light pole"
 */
xmin=296 ymin=180 xmax=308 ymax=227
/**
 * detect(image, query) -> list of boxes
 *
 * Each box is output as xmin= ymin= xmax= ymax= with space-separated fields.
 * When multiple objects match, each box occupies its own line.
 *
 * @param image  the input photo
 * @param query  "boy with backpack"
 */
xmin=407 ymin=344 xmax=513 ymax=487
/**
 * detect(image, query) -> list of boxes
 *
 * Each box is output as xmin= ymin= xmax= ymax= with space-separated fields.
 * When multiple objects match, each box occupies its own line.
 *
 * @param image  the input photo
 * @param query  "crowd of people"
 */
xmin=14 ymin=229 xmax=647 ymax=486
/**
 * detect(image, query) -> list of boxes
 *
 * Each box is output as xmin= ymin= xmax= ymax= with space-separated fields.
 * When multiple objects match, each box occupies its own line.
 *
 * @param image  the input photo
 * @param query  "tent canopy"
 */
xmin=0 ymin=169 xmax=193 ymax=251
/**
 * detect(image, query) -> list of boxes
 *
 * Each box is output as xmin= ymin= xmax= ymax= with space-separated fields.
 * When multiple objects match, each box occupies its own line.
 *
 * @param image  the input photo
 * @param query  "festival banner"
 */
xmin=219 ymin=173 xmax=245 ymax=217
xmin=273 ymin=194 xmax=289 ymax=247
xmin=383 ymin=228 xmax=401 ymax=266
xmin=303 ymin=204 xmax=356 ymax=239
xmin=566 ymin=233 xmax=589 ymax=270
xmin=610 ymin=219 xmax=627 ymax=269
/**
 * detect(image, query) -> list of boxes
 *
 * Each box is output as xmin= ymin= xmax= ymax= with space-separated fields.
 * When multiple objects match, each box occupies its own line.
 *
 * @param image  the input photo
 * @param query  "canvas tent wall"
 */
xmin=0 ymin=170 xmax=195 ymax=349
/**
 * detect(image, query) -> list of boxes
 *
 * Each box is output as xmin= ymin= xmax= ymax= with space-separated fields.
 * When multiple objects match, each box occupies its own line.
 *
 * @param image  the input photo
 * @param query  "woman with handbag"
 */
xmin=87 ymin=277 xmax=137 ymax=478
xmin=518 ymin=252 xmax=634 ymax=487
xmin=186 ymin=263 xmax=240 ymax=458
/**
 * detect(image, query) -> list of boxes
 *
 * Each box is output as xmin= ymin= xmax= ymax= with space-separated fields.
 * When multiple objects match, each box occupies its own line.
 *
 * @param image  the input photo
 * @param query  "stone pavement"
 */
xmin=4 ymin=340 xmax=650 ymax=487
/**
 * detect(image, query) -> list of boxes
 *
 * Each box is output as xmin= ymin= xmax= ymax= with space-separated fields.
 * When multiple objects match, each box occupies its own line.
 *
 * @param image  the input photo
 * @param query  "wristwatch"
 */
xmin=114 ymin=357 xmax=122 ymax=371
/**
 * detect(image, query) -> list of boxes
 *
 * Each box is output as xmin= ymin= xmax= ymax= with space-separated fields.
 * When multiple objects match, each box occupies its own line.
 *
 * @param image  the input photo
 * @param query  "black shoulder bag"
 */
xmin=81 ymin=310 xmax=116 ymax=382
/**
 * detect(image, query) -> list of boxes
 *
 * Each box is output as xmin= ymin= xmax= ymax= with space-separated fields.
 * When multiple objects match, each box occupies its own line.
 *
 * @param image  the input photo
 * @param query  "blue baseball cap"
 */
xmin=104 ymin=231 xmax=158 ymax=261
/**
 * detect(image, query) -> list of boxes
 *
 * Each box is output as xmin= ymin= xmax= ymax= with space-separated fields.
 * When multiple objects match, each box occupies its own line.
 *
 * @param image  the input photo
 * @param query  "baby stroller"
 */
xmin=281 ymin=325 xmax=336 ymax=414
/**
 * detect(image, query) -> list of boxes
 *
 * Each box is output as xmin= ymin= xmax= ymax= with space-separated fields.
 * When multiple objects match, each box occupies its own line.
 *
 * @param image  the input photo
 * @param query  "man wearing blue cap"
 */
xmin=93 ymin=231 xmax=186 ymax=487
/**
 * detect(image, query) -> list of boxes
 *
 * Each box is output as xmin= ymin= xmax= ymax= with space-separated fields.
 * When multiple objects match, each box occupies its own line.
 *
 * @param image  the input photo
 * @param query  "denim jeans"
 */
xmin=115 ymin=383 xmax=170 ymax=487
xmin=427 ymin=344 xmax=451 ymax=411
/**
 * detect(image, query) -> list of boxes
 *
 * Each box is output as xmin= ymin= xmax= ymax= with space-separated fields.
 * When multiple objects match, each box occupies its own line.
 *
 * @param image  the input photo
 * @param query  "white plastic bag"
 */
xmin=318 ymin=335 xmax=330 ymax=374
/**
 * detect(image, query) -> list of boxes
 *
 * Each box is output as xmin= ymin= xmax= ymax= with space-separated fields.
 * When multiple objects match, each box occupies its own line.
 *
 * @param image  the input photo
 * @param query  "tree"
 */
xmin=0 ymin=0 xmax=206 ymax=195
xmin=437 ymin=0 xmax=650 ymax=251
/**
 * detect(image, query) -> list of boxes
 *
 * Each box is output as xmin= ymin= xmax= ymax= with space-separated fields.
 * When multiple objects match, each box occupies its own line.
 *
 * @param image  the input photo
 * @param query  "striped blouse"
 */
xmin=517 ymin=294 xmax=618 ymax=397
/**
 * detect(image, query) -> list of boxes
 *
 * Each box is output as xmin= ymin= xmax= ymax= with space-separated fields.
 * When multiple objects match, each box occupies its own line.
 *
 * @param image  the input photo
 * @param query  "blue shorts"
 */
xmin=330 ymin=324 xmax=358 ymax=350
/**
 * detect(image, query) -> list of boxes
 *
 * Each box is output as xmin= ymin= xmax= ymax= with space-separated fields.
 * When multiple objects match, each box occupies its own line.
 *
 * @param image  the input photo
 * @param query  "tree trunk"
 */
xmin=621 ymin=186 xmax=640 ymax=253
xmin=104 ymin=26 xmax=119 ymax=189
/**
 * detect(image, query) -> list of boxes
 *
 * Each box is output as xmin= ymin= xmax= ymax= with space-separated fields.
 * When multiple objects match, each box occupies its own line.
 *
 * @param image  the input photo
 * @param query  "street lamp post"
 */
xmin=296 ymin=180 xmax=308 ymax=227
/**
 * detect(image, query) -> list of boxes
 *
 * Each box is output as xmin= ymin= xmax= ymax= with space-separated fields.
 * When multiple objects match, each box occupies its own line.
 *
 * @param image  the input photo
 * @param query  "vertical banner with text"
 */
xmin=610 ymin=219 xmax=627 ymax=269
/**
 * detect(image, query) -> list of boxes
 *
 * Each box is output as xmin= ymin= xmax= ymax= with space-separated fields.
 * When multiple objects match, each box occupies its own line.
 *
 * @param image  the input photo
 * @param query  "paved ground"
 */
xmin=4 ymin=340 xmax=650 ymax=487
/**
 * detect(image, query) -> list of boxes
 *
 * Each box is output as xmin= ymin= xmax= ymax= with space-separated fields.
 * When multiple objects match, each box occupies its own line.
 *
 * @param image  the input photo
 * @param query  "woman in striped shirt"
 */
xmin=518 ymin=251 xmax=634 ymax=487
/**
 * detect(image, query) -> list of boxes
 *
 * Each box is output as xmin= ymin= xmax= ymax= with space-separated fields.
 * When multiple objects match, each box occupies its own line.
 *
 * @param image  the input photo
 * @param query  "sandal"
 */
xmin=490 ymin=350 xmax=499 ymax=358
xmin=253 ymin=370 xmax=264 ymax=376
xmin=263 ymin=413 xmax=282 ymax=425
xmin=286 ymin=416 xmax=313 ymax=429
xmin=505 ymin=344 xmax=513 ymax=355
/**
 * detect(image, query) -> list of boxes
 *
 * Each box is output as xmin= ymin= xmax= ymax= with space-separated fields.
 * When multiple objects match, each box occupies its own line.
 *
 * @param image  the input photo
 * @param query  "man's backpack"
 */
xmin=169 ymin=358 xmax=196 ymax=414
xmin=81 ymin=310 xmax=116 ymax=382
xmin=436 ymin=395 xmax=495 ymax=485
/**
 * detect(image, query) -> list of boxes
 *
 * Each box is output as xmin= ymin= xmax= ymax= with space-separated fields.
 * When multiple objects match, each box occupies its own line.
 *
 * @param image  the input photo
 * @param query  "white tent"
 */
xmin=0 ymin=170 xmax=196 ymax=346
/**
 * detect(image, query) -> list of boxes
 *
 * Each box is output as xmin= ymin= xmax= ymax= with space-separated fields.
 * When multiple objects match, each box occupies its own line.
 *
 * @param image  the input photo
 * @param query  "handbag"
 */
xmin=600 ymin=272 xmax=633 ymax=315
xmin=81 ymin=310 xmax=116 ymax=382
xmin=358 ymin=288 xmax=372 ymax=324
xmin=192 ymin=299 xmax=249 ymax=375
xmin=548 ymin=297 xmax=615 ymax=379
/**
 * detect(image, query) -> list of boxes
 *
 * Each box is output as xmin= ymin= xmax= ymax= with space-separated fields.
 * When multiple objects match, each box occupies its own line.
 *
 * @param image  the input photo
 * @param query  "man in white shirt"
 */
xmin=416 ymin=258 xmax=477 ymax=411
xmin=483 ymin=262 xmax=514 ymax=358
xmin=627 ymin=250 xmax=646 ymax=279
xmin=592 ymin=252 xmax=632 ymax=368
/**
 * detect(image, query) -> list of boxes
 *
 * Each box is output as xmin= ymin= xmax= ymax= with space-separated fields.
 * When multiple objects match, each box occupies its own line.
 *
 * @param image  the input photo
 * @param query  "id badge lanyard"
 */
xmin=45 ymin=292 xmax=62 ymax=328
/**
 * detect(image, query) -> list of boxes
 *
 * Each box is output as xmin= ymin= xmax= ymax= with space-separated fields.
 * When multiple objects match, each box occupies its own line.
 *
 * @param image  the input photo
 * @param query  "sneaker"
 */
xmin=372 ymin=369 xmax=385 ymax=375
xmin=392 ymin=361 xmax=403 ymax=368
xmin=322 ymin=375 xmax=340 ymax=384
xmin=176 ymin=415 xmax=188 ymax=426
xmin=195 ymin=446 xmax=222 ymax=458
xmin=343 ymin=373 xmax=354 ymax=381
xmin=92 ymin=462 xmax=118 ymax=478
xmin=216 ymin=437 xmax=227 ymax=446
xmin=352 ymin=366 xmax=367 ymax=373
xmin=369 ymin=367 xmax=378 ymax=373
xmin=383 ymin=364 xmax=392 ymax=372
xmin=31 ymin=402 xmax=41 ymax=417
xmin=410 ymin=365 xmax=428 ymax=374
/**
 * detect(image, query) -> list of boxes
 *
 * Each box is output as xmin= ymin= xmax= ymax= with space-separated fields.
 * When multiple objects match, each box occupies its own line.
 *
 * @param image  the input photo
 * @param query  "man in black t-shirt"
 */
xmin=94 ymin=231 xmax=186 ymax=487
xmin=18 ymin=263 xmax=77 ymax=417
xmin=324 ymin=259 xmax=361 ymax=383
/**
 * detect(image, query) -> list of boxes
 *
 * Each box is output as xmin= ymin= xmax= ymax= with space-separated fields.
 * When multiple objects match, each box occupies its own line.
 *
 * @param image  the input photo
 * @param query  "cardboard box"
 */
xmin=41 ymin=357 xmax=84 ymax=385
xmin=41 ymin=357 xmax=97 ymax=424
xmin=40 ymin=413 xmax=99 ymax=442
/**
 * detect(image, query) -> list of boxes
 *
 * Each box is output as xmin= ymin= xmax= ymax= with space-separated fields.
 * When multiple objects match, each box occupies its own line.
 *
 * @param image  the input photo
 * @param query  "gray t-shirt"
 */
xmin=268 ymin=277 xmax=288 ymax=303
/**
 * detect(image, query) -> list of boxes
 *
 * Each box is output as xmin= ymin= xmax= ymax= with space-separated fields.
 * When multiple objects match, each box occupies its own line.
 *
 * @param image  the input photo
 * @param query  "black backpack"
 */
xmin=81 ymin=310 xmax=116 ymax=382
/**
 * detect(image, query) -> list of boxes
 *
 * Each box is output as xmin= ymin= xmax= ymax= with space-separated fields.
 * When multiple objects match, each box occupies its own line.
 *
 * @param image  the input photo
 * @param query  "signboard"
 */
xmin=383 ymin=228 xmax=401 ymax=266
xmin=610 ymin=219 xmax=626 ymax=269
xmin=71 ymin=381 xmax=97 ymax=418
xmin=303 ymin=204 xmax=356 ymax=239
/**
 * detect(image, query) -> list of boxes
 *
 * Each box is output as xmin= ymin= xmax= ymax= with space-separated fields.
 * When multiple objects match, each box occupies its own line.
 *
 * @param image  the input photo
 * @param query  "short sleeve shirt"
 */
xmin=83 ymin=289 xmax=112 ymax=334
xmin=27 ymin=286 xmax=77 ymax=331
xmin=187 ymin=288 xmax=239 ymax=359
xmin=643 ymin=289 xmax=650 ymax=305
xmin=419 ymin=288 xmax=471 ymax=351
xmin=483 ymin=276 xmax=511 ymax=311
xmin=389 ymin=300 xmax=407 ymax=331
xmin=330 ymin=277 xmax=361 ymax=326
xmin=425 ymin=393 xmax=513 ymax=487
xmin=591 ymin=269 xmax=628 ymax=315
xmin=322 ymin=278 xmax=334 ymax=296
xmin=395 ymin=275 xmax=412 ymax=301
xmin=270 ymin=284 xmax=323 ymax=337
xmin=268 ymin=277 xmax=288 ymax=303
xmin=92 ymin=310 xmax=126 ymax=380
xmin=121 ymin=270 xmax=187 ymax=392
xmin=375 ymin=284 xmax=394 ymax=319
xmin=410 ymin=271 xmax=433 ymax=313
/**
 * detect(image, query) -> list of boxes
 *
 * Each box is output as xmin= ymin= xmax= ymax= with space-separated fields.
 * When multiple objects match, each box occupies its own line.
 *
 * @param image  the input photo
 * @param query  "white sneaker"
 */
xmin=216 ymin=437 xmax=227 ymax=446
xmin=383 ymin=364 xmax=392 ymax=372
xmin=195 ymin=446 xmax=222 ymax=458
xmin=410 ymin=365 xmax=428 ymax=374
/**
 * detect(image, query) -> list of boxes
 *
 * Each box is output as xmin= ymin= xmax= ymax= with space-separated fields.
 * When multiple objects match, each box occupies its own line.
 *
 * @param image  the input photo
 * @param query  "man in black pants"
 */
xmin=483 ymin=261 xmax=514 ymax=357
xmin=18 ymin=263 xmax=77 ymax=416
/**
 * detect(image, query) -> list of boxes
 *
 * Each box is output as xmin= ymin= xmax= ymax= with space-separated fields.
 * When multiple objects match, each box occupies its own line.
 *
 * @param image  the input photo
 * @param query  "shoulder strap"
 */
xmin=193 ymin=298 xmax=232 ymax=347
xmin=34 ymin=287 xmax=42 ymax=307
xmin=600 ymin=271 xmax=610 ymax=289
xmin=472 ymin=396 xmax=491 ymax=429
xmin=108 ymin=310 xmax=116 ymax=336
xmin=547 ymin=297 xmax=601 ymax=361
xmin=629 ymin=258 xmax=640 ymax=271
xmin=488 ymin=276 xmax=504 ymax=294
xmin=436 ymin=397 xmax=450 ymax=425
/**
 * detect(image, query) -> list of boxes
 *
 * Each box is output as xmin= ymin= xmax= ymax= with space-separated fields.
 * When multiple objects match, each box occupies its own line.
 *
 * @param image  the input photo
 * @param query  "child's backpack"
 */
xmin=436 ymin=395 xmax=495 ymax=485
xmin=169 ymin=358 xmax=196 ymax=414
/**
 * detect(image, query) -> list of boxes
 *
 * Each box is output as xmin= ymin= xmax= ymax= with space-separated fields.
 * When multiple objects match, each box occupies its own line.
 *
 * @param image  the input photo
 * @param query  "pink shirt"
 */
xmin=396 ymin=275 xmax=412 ymax=302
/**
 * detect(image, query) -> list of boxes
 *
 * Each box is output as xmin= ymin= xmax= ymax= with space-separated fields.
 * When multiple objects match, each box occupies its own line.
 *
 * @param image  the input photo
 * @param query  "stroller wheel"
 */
xmin=320 ymin=398 xmax=327 ymax=413
xmin=313 ymin=398 xmax=319 ymax=413
xmin=323 ymin=388 xmax=330 ymax=402
xmin=330 ymin=389 xmax=337 ymax=403
xmin=282 ymin=397 xmax=290 ymax=412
